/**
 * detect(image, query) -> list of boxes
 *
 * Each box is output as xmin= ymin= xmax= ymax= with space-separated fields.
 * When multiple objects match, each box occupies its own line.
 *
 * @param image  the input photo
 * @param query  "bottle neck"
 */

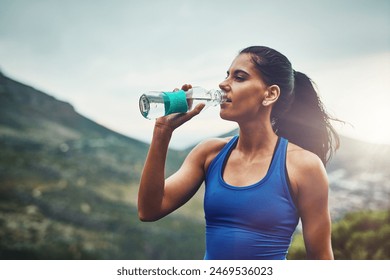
xmin=185 ymin=87 xmax=227 ymax=104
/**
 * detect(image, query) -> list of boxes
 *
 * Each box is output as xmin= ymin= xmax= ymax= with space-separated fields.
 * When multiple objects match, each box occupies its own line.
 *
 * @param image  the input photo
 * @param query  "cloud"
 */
xmin=0 ymin=0 xmax=389 ymax=147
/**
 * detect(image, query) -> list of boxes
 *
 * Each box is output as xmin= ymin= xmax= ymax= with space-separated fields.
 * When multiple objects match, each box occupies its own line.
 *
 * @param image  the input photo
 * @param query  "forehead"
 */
xmin=229 ymin=53 xmax=258 ymax=75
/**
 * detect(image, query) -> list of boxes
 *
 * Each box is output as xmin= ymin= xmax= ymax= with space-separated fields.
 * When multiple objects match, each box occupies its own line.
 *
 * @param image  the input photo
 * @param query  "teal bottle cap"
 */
xmin=163 ymin=90 xmax=188 ymax=115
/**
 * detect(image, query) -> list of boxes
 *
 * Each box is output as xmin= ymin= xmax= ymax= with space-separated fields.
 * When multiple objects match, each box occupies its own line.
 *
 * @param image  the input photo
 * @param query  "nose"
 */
xmin=219 ymin=79 xmax=229 ymax=92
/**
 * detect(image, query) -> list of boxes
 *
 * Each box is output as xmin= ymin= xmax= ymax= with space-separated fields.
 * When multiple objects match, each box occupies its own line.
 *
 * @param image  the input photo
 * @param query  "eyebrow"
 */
xmin=226 ymin=69 xmax=250 ymax=77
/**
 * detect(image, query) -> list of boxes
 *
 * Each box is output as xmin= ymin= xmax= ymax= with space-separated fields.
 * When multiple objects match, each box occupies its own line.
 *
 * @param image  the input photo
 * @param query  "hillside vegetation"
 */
xmin=288 ymin=210 xmax=390 ymax=260
xmin=0 ymin=71 xmax=203 ymax=259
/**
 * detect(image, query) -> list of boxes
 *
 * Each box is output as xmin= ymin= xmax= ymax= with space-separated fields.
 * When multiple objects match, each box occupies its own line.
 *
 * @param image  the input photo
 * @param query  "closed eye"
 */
xmin=225 ymin=69 xmax=249 ymax=81
xmin=234 ymin=75 xmax=245 ymax=81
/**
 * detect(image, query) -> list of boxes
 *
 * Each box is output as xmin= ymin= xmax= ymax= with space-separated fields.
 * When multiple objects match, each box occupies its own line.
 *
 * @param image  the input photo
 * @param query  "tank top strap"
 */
xmin=274 ymin=137 xmax=288 ymax=166
xmin=274 ymin=137 xmax=297 ymax=210
xmin=263 ymin=136 xmax=287 ymax=175
xmin=222 ymin=135 xmax=239 ymax=154
xmin=206 ymin=135 xmax=238 ymax=180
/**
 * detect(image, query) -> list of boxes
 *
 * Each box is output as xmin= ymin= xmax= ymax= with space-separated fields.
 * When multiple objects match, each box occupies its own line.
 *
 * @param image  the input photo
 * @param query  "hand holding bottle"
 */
xmin=154 ymin=84 xmax=206 ymax=133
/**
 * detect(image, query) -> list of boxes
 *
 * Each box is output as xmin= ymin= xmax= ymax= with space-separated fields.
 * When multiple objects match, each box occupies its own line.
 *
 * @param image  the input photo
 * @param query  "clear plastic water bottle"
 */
xmin=139 ymin=86 xmax=227 ymax=119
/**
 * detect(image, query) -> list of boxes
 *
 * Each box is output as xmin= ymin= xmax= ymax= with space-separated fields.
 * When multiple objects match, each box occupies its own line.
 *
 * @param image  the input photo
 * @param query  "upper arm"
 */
xmin=289 ymin=151 xmax=334 ymax=259
xmin=161 ymin=138 xmax=225 ymax=217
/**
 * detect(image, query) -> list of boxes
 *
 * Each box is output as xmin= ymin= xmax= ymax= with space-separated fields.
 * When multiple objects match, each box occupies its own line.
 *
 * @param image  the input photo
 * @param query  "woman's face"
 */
xmin=219 ymin=53 xmax=269 ymax=123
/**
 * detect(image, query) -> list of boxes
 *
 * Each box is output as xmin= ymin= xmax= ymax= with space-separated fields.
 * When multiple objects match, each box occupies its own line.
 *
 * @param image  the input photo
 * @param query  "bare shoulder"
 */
xmin=188 ymin=136 xmax=233 ymax=170
xmin=197 ymin=136 xmax=232 ymax=150
xmin=287 ymin=143 xmax=324 ymax=171
xmin=286 ymin=142 xmax=328 ymax=191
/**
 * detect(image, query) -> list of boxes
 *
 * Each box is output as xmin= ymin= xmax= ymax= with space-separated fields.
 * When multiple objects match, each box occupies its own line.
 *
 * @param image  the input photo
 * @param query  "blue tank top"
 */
xmin=204 ymin=136 xmax=299 ymax=260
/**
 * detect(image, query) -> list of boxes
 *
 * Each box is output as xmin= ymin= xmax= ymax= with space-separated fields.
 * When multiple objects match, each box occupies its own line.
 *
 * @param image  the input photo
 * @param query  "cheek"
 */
xmin=219 ymin=99 xmax=261 ymax=121
xmin=236 ymin=83 xmax=263 ymax=102
xmin=220 ymin=84 xmax=265 ymax=120
xmin=235 ymin=92 xmax=261 ymax=112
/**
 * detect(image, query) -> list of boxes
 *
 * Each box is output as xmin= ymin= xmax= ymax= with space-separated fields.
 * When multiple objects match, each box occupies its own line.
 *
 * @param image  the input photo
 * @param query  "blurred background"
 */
xmin=0 ymin=0 xmax=389 ymax=259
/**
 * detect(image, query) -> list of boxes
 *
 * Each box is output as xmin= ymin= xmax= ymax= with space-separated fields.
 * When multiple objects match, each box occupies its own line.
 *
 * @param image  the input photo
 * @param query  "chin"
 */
xmin=219 ymin=110 xmax=235 ymax=122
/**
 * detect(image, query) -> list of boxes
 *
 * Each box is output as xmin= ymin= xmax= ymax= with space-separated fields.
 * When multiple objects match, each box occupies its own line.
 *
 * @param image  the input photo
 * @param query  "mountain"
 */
xmin=0 ymin=71 xmax=389 ymax=259
xmin=0 ymin=71 xmax=202 ymax=259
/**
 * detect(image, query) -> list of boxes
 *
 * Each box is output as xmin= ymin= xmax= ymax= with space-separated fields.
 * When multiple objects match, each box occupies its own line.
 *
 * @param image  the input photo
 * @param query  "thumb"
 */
xmin=191 ymin=103 xmax=206 ymax=115
xmin=181 ymin=103 xmax=206 ymax=122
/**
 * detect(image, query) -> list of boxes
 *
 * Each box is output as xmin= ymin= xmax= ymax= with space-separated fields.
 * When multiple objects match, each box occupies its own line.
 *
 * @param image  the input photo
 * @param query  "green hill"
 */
xmin=0 ymin=71 xmax=202 ymax=259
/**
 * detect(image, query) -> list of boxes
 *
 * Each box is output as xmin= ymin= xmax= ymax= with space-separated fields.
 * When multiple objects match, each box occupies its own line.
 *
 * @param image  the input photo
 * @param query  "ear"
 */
xmin=262 ymin=85 xmax=280 ymax=106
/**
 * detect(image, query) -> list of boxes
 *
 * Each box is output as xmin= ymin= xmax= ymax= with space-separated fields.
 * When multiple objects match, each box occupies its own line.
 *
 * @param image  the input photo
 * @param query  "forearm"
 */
xmin=306 ymin=244 xmax=334 ymax=260
xmin=138 ymin=124 xmax=172 ymax=221
xmin=305 ymin=237 xmax=334 ymax=260
xmin=303 ymin=214 xmax=334 ymax=260
xmin=137 ymin=99 xmax=205 ymax=221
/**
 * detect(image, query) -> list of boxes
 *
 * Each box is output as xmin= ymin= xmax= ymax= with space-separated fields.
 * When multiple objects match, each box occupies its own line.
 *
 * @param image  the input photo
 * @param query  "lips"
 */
xmin=221 ymin=98 xmax=231 ymax=109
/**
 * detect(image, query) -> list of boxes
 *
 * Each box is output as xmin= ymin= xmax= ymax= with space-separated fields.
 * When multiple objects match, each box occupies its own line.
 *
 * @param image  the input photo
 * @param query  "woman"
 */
xmin=138 ymin=46 xmax=339 ymax=260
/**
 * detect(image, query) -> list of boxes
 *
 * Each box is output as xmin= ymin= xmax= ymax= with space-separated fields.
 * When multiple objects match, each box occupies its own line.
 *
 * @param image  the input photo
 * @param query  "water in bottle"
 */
xmin=139 ymin=86 xmax=227 ymax=119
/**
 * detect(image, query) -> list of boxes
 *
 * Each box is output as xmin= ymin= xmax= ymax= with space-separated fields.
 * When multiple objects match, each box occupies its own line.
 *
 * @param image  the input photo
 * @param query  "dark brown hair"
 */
xmin=240 ymin=46 xmax=340 ymax=165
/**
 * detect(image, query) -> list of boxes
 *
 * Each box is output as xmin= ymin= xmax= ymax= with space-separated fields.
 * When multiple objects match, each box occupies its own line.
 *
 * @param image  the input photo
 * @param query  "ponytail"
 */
xmin=240 ymin=46 xmax=340 ymax=165
xmin=273 ymin=71 xmax=340 ymax=166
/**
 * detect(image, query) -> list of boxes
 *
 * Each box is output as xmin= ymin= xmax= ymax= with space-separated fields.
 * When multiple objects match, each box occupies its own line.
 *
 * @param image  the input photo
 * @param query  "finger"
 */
xmin=186 ymin=103 xmax=205 ymax=118
xmin=194 ymin=103 xmax=206 ymax=112
xmin=162 ymin=103 xmax=205 ymax=130
xmin=169 ymin=104 xmax=203 ymax=124
xmin=181 ymin=84 xmax=192 ymax=91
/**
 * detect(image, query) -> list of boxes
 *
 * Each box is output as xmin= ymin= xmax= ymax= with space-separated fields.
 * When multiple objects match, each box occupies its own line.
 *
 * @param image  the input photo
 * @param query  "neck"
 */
xmin=236 ymin=119 xmax=278 ymax=155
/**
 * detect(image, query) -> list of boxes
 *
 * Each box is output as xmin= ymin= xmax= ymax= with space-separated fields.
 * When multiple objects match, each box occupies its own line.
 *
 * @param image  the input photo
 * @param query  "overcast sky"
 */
xmin=0 ymin=0 xmax=389 ymax=148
